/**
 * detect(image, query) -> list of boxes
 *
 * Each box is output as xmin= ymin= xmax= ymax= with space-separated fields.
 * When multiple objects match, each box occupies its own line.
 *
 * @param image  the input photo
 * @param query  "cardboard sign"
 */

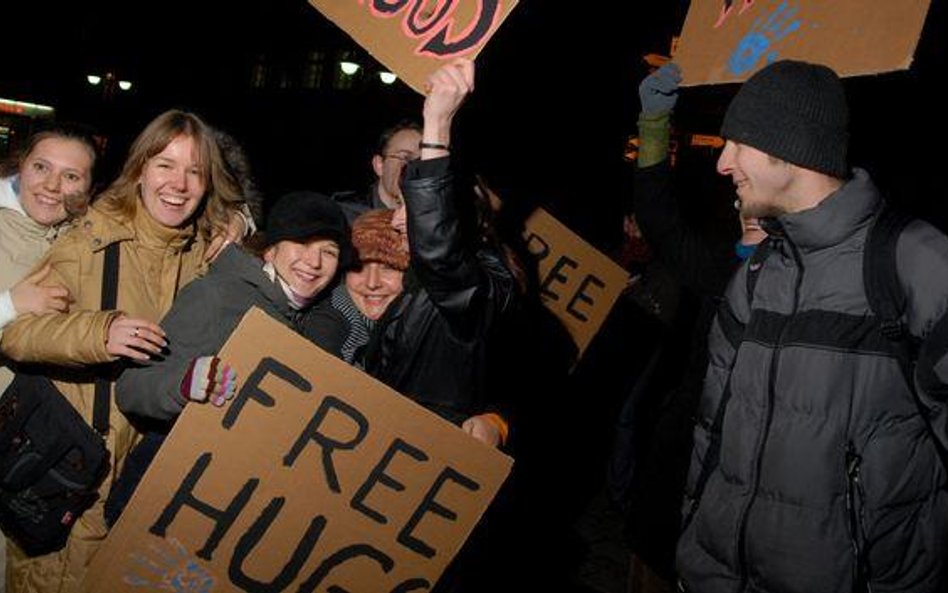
xmin=675 ymin=0 xmax=933 ymax=85
xmin=523 ymin=208 xmax=628 ymax=358
xmin=83 ymin=308 xmax=512 ymax=593
xmin=307 ymin=0 xmax=519 ymax=94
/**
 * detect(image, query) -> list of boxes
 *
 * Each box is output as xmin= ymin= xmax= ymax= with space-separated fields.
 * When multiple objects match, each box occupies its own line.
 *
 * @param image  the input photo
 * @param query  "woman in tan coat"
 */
xmin=0 ymin=124 xmax=99 ymax=592
xmin=0 ymin=124 xmax=99 ymax=392
xmin=0 ymin=110 xmax=244 ymax=593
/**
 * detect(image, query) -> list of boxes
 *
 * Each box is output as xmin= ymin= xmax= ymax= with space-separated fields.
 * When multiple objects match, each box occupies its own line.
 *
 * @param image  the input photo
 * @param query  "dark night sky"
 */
xmin=2 ymin=0 xmax=945 ymax=247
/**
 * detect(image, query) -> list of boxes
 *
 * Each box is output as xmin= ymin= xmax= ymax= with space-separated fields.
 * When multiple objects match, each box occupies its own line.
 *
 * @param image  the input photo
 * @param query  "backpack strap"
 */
xmin=864 ymin=207 xmax=914 ymax=341
xmin=863 ymin=208 xmax=948 ymax=468
xmin=93 ymin=242 xmax=120 ymax=435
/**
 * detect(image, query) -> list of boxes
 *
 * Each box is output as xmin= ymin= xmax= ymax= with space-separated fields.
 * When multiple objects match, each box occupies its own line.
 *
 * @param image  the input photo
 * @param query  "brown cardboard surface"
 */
xmin=523 ymin=208 xmax=629 ymax=358
xmin=675 ymin=0 xmax=933 ymax=85
xmin=308 ymin=0 xmax=519 ymax=94
xmin=83 ymin=308 xmax=512 ymax=593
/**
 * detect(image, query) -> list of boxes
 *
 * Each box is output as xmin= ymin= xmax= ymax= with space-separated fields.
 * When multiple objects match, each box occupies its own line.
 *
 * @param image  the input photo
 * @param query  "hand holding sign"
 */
xmin=422 ymin=58 xmax=475 ymax=152
xmin=639 ymin=62 xmax=683 ymax=116
xmin=461 ymin=413 xmax=507 ymax=448
xmin=181 ymin=356 xmax=238 ymax=407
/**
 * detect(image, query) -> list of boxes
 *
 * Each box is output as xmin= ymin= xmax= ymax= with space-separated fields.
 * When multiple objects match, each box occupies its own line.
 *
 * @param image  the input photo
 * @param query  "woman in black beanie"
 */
xmin=116 ymin=190 xmax=350 ymax=422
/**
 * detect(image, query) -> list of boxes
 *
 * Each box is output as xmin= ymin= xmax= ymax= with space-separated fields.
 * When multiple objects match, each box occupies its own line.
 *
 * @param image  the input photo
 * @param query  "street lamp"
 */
xmin=86 ymin=72 xmax=134 ymax=98
xmin=339 ymin=61 xmax=360 ymax=75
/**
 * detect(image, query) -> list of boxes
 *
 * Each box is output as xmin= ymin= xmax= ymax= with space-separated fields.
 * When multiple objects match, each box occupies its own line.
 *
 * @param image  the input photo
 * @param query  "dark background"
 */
xmin=1 ymin=0 xmax=945 ymax=248
xmin=2 ymin=3 xmax=945 ymax=589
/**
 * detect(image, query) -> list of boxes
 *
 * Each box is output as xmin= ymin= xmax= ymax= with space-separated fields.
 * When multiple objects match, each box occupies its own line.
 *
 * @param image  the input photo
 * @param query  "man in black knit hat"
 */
xmin=677 ymin=60 xmax=948 ymax=593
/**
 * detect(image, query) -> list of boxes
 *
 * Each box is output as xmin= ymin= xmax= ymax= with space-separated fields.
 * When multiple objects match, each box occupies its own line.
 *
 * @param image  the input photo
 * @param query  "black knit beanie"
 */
xmin=721 ymin=60 xmax=849 ymax=179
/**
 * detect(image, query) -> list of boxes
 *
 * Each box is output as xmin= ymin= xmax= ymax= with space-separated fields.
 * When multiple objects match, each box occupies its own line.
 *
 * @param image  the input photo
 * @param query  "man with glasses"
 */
xmin=334 ymin=120 xmax=421 ymax=222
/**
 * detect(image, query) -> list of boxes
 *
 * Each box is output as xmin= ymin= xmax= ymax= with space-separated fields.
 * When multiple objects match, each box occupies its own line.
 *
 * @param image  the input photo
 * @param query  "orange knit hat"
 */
xmin=350 ymin=209 xmax=410 ymax=271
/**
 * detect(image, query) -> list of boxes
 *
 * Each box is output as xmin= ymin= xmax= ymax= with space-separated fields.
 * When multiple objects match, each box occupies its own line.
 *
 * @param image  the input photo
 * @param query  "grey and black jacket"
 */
xmin=677 ymin=169 xmax=948 ymax=593
xmin=116 ymin=245 xmax=316 ymax=421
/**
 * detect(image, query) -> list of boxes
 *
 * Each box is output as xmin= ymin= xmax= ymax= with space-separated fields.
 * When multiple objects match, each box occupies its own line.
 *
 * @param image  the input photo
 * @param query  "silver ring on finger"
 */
xmin=133 ymin=327 xmax=140 ymax=338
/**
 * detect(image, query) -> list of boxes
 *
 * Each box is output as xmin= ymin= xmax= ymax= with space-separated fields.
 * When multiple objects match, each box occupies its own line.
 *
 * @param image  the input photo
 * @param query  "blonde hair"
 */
xmin=96 ymin=110 xmax=242 ymax=242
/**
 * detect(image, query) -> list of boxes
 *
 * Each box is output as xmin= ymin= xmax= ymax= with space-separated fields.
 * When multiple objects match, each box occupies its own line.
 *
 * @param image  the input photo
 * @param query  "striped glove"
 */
xmin=180 ymin=356 xmax=238 ymax=407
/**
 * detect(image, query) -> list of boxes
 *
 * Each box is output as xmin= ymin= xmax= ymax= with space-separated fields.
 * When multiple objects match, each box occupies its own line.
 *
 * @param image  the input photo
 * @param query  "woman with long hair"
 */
xmin=0 ymin=109 xmax=246 ymax=593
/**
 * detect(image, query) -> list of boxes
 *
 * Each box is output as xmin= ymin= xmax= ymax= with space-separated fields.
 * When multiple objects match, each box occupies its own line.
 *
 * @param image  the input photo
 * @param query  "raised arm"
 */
xmin=633 ymin=63 xmax=736 ymax=296
xmin=400 ymin=59 xmax=514 ymax=329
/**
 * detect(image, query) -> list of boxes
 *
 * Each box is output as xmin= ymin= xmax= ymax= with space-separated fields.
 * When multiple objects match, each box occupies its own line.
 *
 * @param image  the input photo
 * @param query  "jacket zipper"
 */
xmin=846 ymin=442 xmax=872 ymax=593
xmin=737 ymin=238 xmax=804 ymax=592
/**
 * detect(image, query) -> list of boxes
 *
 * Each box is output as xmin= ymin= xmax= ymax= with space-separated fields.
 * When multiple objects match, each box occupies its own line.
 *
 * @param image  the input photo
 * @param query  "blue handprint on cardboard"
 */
xmin=124 ymin=538 xmax=216 ymax=593
xmin=728 ymin=1 xmax=803 ymax=75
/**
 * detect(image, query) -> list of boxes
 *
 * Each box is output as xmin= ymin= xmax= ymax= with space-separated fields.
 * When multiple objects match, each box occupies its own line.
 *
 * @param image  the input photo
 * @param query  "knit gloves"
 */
xmin=180 ymin=356 xmax=238 ymax=407
xmin=639 ymin=62 xmax=682 ymax=116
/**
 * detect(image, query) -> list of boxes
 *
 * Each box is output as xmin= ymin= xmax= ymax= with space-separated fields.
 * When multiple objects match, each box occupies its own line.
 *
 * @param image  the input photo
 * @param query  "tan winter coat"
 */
xmin=0 ymin=202 xmax=57 ymax=394
xmin=0 ymin=201 xmax=207 ymax=593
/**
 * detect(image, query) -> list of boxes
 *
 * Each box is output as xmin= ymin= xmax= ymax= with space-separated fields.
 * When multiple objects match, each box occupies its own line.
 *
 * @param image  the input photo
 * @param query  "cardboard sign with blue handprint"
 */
xmin=675 ymin=0 xmax=933 ymax=85
xmin=81 ymin=307 xmax=513 ymax=593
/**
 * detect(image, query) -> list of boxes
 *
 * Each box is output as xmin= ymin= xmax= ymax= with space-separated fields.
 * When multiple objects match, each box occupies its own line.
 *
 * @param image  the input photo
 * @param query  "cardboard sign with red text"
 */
xmin=83 ymin=308 xmax=513 ymax=593
xmin=675 ymin=0 xmax=933 ymax=85
xmin=523 ymin=208 xmax=628 ymax=358
xmin=308 ymin=0 xmax=520 ymax=94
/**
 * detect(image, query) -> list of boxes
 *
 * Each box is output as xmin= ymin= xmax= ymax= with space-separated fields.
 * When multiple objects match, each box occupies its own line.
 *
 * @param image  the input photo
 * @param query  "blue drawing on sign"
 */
xmin=124 ymin=538 xmax=216 ymax=593
xmin=727 ymin=1 xmax=802 ymax=76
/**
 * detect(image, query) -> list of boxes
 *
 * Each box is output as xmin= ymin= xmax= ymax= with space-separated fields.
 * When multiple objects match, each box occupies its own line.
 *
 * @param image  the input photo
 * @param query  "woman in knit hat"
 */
xmin=102 ymin=191 xmax=348 ymax=529
xmin=116 ymin=190 xmax=350 ymax=421
xmin=302 ymin=208 xmax=408 ymax=367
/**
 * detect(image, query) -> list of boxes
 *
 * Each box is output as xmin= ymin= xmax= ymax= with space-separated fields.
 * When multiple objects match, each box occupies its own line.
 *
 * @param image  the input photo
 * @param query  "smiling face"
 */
xmin=717 ymin=140 xmax=793 ymax=219
xmin=345 ymin=261 xmax=404 ymax=320
xmin=265 ymin=238 xmax=340 ymax=301
xmin=18 ymin=137 xmax=94 ymax=226
xmin=138 ymin=134 xmax=207 ymax=228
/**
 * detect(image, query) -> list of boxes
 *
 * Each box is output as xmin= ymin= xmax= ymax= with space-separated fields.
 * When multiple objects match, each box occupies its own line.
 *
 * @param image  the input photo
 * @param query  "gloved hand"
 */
xmin=180 ymin=356 xmax=238 ymax=407
xmin=639 ymin=62 xmax=682 ymax=116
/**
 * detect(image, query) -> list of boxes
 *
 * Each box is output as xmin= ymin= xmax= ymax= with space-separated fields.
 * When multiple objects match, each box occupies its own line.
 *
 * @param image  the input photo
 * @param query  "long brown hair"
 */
xmin=96 ymin=110 xmax=242 ymax=242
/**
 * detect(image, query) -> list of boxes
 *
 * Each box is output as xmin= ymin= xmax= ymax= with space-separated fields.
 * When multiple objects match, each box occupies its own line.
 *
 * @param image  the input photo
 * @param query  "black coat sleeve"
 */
xmin=401 ymin=157 xmax=516 ymax=339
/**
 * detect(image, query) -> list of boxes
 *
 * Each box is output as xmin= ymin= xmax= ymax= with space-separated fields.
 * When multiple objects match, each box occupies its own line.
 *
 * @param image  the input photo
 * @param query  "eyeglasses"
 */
xmin=382 ymin=152 xmax=420 ymax=164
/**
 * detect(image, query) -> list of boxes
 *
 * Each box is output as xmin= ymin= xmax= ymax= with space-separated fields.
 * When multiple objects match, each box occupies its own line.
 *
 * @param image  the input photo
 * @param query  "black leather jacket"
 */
xmin=364 ymin=158 xmax=515 ymax=424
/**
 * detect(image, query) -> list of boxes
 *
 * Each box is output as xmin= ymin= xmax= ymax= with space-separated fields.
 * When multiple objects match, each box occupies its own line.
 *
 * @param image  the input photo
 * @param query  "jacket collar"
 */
xmin=132 ymin=201 xmax=197 ymax=252
xmin=213 ymin=244 xmax=297 ymax=318
xmin=1 ymin=175 xmax=60 ymax=242
xmin=78 ymin=201 xmax=197 ymax=253
xmin=763 ymin=168 xmax=880 ymax=252
xmin=0 ymin=176 xmax=26 ymax=216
